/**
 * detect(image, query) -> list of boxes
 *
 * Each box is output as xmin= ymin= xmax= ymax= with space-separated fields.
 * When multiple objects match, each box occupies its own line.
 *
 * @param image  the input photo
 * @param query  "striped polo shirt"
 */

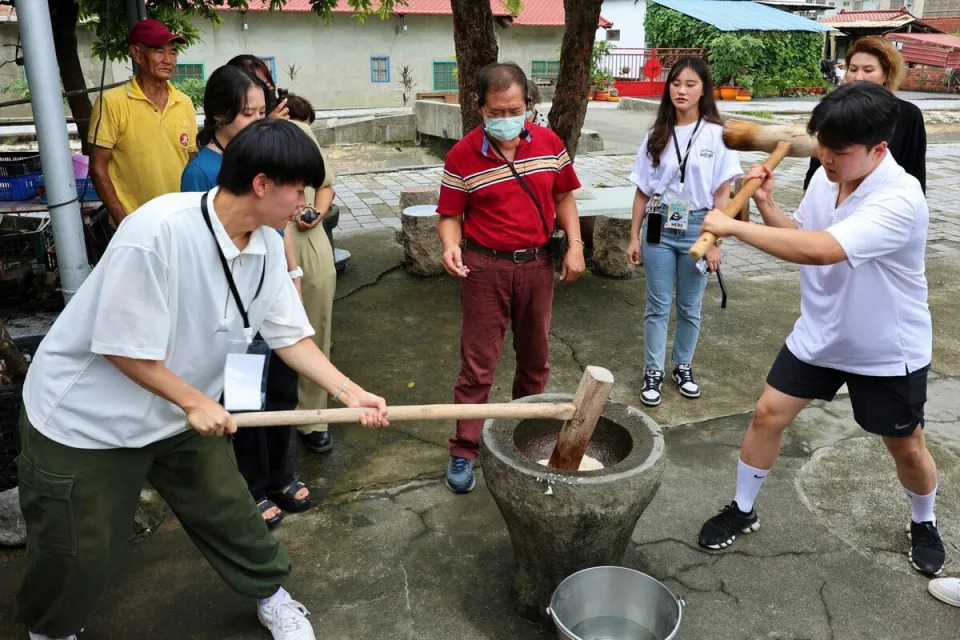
xmin=437 ymin=124 xmax=581 ymax=251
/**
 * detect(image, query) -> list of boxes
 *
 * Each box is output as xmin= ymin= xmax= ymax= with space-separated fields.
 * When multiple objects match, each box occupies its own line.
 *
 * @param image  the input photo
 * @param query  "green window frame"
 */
xmin=531 ymin=60 xmax=560 ymax=80
xmin=173 ymin=63 xmax=205 ymax=83
xmin=432 ymin=61 xmax=458 ymax=91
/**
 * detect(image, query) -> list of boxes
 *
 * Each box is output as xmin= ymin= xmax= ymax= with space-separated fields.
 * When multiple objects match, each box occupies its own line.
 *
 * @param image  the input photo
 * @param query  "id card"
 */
xmin=665 ymin=199 xmax=690 ymax=231
xmin=223 ymin=339 xmax=270 ymax=412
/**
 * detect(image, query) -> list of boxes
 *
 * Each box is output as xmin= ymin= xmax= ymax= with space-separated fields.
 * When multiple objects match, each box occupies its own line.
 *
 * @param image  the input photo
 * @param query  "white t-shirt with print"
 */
xmin=23 ymin=189 xmax=314 ymax=449
xmin=786 ymin=153 xmax=931 ymax=376
xmin=629 ymin=120 xmax=743 ymax=210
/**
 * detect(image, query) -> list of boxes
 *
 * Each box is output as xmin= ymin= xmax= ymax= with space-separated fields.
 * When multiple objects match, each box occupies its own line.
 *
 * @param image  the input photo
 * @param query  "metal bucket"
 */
xmin=547 ymin=566 xmax=682 ymax=640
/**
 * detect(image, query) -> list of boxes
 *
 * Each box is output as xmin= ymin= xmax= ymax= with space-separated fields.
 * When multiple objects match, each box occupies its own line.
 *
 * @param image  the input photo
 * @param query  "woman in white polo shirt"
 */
xmin=626 ymin=56 xmax=742 ymax=407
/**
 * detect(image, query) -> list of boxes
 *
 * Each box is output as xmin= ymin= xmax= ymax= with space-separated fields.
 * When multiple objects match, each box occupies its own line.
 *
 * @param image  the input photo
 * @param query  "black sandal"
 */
xmin=269 ymin=481 xmax=311 ymax=513
xmin=257 ymin=499 xmax=284 ymax=529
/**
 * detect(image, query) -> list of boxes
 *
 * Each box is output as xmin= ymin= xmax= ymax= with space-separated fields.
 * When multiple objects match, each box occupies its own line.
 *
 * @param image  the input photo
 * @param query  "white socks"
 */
xmin=734 ymin=458 xmax=769 ymax=513
xmin=259 ymin=586 xmax=291 ymax=609
xmin=904 ymin=485 xmax=937 ymax=525
xmin=29 ymin=634 xmax=77 ymax=640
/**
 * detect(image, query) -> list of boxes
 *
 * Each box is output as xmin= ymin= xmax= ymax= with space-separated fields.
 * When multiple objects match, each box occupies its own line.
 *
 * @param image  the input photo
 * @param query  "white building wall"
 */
xmin=183 ymin=12 xmax=565 ymax=110
xmin=597 ymin=0 xmax=647 ymax=49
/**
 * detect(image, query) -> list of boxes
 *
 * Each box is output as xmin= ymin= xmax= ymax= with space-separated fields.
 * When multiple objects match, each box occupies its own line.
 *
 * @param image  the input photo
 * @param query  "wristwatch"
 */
xmin=288 ymin=266 xmax=304 ymax=279
xmin=714 ymin=238 xmax=723 ymax=247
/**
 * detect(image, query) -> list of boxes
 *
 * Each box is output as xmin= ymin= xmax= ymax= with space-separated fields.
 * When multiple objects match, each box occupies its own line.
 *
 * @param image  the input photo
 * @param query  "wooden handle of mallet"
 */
xmin=233 ymin=402 xmax=576 ymax=428
xmin=688 ymin=140 xmax=793 ymax=260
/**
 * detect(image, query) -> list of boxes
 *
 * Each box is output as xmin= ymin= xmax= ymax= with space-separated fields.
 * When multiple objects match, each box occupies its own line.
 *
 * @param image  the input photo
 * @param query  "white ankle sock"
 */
xmin=258 ymin=586 xmax=290 ymax=609
xmin=29 ymin=633 xmax=77 ymax=640
xmin=904 ymin=485 xmax=937 ymax=525
xmin=734 ymin=458 xmax=769 ymax=513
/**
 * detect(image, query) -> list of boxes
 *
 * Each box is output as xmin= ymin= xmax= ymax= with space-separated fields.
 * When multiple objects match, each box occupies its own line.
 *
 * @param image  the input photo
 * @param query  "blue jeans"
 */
xmin=641 ymin=207 xmax=709 ymax=371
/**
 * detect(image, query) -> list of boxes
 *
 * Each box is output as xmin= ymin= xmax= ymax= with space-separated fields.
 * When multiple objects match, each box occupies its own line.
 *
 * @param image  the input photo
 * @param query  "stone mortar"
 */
xmin=480 ymin=393 xmax=665 ymax=623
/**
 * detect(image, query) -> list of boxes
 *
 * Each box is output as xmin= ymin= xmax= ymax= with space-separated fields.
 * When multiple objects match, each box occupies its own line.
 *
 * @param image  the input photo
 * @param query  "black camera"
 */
xmin=300 ymin=206 xmax=319 ymax=223
xmin=277 ymin=88 xmax=289 ymax=102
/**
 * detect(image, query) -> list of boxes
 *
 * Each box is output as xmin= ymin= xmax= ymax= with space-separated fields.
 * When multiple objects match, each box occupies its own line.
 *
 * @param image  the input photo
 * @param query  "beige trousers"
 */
xmin=291 ymin=223 xmax=336 ymax=434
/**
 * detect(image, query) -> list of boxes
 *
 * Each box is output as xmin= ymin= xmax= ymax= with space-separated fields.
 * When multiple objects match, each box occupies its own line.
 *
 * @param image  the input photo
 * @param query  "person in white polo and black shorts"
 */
xmin=696 ymin=82 xmax=943 ymax=576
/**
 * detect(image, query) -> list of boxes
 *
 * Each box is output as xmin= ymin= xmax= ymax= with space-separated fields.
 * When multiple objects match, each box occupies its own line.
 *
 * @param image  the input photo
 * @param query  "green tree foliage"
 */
xmin=645 ymin=1 xmax=823 ymax=95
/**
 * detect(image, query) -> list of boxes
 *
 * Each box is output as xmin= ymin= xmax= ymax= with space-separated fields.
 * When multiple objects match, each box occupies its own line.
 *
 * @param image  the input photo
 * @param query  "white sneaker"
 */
xmin=928 ymin=577 xmax=960 ymax=607
xmin=258 ymin=596 xmax=316 ymax=640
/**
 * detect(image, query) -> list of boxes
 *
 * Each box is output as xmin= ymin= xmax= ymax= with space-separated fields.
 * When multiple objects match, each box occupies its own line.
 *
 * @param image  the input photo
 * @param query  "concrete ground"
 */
xmin=2 ymin=226 xmax=960 ymax=639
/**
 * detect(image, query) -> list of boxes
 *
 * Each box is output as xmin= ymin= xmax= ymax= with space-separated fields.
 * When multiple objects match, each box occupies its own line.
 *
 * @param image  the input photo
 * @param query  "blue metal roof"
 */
xmin=652 ymin=0 xmax=832 ymax=32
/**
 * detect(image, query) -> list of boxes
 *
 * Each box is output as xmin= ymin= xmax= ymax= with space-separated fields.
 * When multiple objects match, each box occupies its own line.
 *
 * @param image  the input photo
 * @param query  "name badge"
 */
xmin=223 ymin=339 xmax=270 ymax=412
xmin=664 ymin=199 xmax=690 ymax=231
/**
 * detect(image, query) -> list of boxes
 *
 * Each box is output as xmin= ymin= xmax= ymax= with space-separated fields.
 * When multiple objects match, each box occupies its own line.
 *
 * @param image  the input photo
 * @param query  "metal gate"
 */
xmin=602 ymin=48 xmax=708 ymax=98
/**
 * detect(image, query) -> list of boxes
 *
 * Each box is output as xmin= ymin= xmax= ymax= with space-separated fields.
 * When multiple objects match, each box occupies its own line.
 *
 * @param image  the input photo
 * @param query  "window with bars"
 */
xmin=531 ymin=60 xmax=560 ymax=80
xmin=433 ymin=61 xmax=458 ymax=91
xmin=259 ymin=56 xmax=276 ymax=81
xmin=173 ymin=63 xmax=205 ymax=83
xmin=606 ymin=29 xmax=621 ymax=42
xmin=371 ymin=57 xmax=390 ymax=83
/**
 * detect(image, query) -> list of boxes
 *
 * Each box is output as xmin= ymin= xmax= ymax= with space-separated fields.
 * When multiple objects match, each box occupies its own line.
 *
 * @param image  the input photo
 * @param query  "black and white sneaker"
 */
xmin=698 ymin=501 xmax=760 ymax=550
xmin=908 ymin=520 xmax=945 ymax=576
xmin=673 ymin=364 xmax=701 ymax=398
xmin=640 ymin=370 xmax=664 ymax=406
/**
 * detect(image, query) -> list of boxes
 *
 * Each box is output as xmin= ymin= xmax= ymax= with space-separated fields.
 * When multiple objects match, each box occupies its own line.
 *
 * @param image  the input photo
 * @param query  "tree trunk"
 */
xmin=50 ymin=0 xmax=93 ymax=156
xmin=450 ymin=0 xmax=499 ymax=137
xmin=549 ymin=0 xmax=604 ymax=160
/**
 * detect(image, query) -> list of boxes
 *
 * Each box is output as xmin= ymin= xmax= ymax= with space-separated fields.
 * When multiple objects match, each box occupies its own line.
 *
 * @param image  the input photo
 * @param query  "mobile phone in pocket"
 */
xmin=646 ymin=212 xmax=663 ymax=245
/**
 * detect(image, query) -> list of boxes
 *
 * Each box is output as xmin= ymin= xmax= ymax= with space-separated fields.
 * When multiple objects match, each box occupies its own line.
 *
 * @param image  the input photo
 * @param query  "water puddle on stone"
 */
xmin=569 ymin=615 xmax=657 ymax=640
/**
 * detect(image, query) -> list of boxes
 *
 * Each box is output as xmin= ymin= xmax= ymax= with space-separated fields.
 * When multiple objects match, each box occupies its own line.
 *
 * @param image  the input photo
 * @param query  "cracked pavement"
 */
xmin=1 ymin=230 xmax=960 ymax=639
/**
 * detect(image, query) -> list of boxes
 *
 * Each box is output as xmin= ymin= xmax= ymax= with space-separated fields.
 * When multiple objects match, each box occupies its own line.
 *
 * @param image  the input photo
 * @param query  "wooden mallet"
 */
xmin=233 ymin=366 xmax=615 ymax=472
xmin=688 ymin=120 xmax=820 ymax=260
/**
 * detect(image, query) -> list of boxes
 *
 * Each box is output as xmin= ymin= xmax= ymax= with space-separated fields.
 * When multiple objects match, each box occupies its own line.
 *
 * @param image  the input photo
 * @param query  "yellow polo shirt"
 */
xmin=89 ymin=77 xmax=197 ymax=215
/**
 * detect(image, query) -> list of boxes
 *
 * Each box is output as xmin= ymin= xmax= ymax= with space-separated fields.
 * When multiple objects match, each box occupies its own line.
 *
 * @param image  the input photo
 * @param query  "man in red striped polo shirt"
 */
xmin=437 ymin=62 xmax=586 ymax=493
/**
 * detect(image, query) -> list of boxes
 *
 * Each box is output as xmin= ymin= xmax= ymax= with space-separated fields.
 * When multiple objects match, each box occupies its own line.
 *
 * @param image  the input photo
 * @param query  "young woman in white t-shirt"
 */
xmin=626 ymin=57 xmax=742 ymax=406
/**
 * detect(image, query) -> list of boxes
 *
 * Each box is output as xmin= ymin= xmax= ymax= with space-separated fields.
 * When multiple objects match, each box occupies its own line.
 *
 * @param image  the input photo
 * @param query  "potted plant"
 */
xmin=736 ymin=74 xmax=754 ymax=101
xmin=708 ymin=34 xmax=761 ymax=100
xmin=590 ymin=40 xmax=615 ymax=100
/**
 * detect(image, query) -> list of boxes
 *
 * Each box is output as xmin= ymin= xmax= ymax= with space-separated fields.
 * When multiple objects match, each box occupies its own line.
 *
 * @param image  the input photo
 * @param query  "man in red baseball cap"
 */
xmin=88 ymin=18 xmax=197 ymax=228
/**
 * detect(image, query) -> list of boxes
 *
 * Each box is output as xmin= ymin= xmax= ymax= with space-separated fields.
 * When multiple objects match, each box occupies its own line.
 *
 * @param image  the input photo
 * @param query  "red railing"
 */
xmin=601 ymin=47 xmax=707 ymax=98
xmin=602 ymin=47 xmax=708 ymax=82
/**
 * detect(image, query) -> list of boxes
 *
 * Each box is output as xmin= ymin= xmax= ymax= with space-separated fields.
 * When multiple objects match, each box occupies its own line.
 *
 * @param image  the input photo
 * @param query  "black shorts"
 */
xmin=766 ymin=345 xmax=928 ymax=438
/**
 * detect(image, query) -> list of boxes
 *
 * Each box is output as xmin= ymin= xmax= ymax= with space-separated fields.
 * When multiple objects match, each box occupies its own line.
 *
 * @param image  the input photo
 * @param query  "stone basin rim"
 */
xmin=482 ymin=393 xmax=665 ymax=486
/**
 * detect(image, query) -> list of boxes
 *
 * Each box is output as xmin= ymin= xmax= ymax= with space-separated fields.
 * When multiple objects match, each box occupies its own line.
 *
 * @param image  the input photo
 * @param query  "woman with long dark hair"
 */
xmin=626 ymin=56 xmax=742 ymax=407
xmin=181 ymin=65 xmax=311 ymax=530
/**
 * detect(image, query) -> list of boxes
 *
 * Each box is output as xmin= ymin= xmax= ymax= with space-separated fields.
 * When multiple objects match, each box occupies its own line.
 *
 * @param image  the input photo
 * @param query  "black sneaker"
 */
xmin=698 ymin=501 xmax=760 ymax=550
xmin=672 ymin=364 xmax=701 ymax=398
xmin=909 ymin=520 xmax=945 ymax=576
xmin=299 ymin=430 xmax=333 ymax=453
xmin=640 ymin=370 xmax=664 ymax=406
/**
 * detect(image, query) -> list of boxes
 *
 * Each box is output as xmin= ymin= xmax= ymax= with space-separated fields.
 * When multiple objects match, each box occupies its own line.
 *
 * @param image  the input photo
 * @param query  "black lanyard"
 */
xmin=200 ymin=192 xmax=265 ymax=340
xmin=672 ymin=117 xmax=703 ymax=187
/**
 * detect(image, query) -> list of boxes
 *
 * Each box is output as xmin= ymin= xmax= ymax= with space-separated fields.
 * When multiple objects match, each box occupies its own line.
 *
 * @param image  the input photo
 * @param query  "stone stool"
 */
xmin=396 ymin=186 xmax=444 ymax=276
xmin=591 ymin=216 xmax=635 ymax=278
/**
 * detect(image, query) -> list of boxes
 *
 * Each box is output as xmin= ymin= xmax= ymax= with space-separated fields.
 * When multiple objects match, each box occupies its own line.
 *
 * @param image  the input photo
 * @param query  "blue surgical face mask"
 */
xmin=484 ymin=114 xmax=526 ymax=142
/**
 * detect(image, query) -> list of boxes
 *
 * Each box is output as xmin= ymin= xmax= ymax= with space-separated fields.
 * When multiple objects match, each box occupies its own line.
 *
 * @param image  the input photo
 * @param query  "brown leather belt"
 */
xmin=463 ymin=239 xmax=550 ymax=263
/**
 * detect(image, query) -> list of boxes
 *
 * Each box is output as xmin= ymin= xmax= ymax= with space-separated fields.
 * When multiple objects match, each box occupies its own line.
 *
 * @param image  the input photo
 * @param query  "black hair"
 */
xmin=197 ymin=65 xmax=261 ymax=147
xmin=647 ymin=57 xmax=721 ymax=168
xmin=807 ymin=81 xmax=900 ymax=151
xmin=285 ymin=93 xmax=315 ymax=124
xmin=476 ymin=62 xmax=528 ymax=107
xmin=218 ymin=119 xmax=325 ymax=195
xmin=227 ymin=54 xmax=280 ymax=114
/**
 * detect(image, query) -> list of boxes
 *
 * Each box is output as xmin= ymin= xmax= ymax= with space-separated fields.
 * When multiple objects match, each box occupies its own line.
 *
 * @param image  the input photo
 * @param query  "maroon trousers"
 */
xmin=449 ymin=248 xmax=555 ymax=459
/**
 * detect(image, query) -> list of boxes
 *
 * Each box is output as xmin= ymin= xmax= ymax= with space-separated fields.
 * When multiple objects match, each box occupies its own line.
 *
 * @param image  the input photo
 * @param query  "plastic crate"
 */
xmin=0 ymin=172 xmax=41 ymax=201
xmin=0 ymin=213 xmax=54 ymax=264
xmin=37 ymin=177 xmax=99 ymax=204
xmin=0 ymin=152 xmax=42 ymax=178
xmin=0 ymin=335 xmax=44 ymax=492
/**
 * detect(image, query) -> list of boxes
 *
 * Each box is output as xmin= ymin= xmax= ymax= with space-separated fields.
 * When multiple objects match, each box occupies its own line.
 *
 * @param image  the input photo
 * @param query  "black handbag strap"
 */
xmin=485 ymin=132 xmax=553 ymax=237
